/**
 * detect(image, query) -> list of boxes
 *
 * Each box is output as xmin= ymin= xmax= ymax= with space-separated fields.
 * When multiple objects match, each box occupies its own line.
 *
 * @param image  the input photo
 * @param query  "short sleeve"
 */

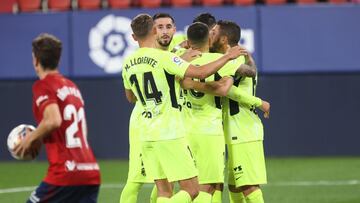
xmin=161 ymin=51 xmax=190 ymax=79
xmin=122 ymin=68 xmax=131 ymax=90
xmin=32 ymin=81 xmax=57 ymax=114
xmin=218 ymin=56 xmax=246 ymax=77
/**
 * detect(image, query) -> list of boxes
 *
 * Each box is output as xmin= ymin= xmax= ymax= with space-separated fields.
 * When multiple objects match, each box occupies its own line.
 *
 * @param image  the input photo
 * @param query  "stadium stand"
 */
xmin=48 ymin=0 xmax=72 ymax=11
xmin=328 ymin=0 xmax=348 ymax=3
xmin=0 ymin=0 xmax=17 ymax=13
xmin=78 ymin=0 xmax=102 ymax=10
xmin=264 ymin=0 xmax=287 ymax=5
xmin=108 ymin=0 xmax=131 ymax=8
xmin=18 ymin=0 xmax=41 ymax=12
xmin=139 ymin=0 xmax=162 ymax=7
xmin=233 ymin=0 xmax=256 ymax=5
xmin=296 ymin=0 xmax=317 ymax=4
xmin=171 ymin=0 xmax=193 ymax=7
xmin=201 ymin=0 xmax=223 ymax=6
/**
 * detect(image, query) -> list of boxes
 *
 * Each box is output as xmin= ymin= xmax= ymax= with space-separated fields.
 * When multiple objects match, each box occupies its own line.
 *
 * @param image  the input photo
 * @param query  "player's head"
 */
xmin=193 ymin=12 xmax=217 ymax=30
xmin=153 ymin=13 xmax=176 ymax=49
xmin=210 ymin=20 xmax=241 ymax=53
xmin=131 ymin=13 xmax=155 ymax=42
xmin=32 ymin=33 xmax=62 ymax=73
xmin=187 ymin=22 xmax=209 ymax=50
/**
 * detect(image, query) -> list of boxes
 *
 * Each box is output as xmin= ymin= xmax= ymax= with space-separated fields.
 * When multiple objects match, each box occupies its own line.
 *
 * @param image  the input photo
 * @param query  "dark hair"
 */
xmin=187 ymin=22 xmax=209 ymax=46
xmin=32 ymin=33 xmax=62 ymax=70
xmin=131 ymin=13 xmax=154 ymax=39
xmin=193 ymin=12 xmax=216 ymax=28
xmin=152 ymin=13 xmax=175 ymax=24
xmin=217 ymin=20 xmax=241 ymax=46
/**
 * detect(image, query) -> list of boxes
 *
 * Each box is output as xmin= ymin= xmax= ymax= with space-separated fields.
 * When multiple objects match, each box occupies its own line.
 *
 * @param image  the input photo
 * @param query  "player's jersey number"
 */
xmin=63 ymin=104 xmax=89 ymax=149
xmin=129 ymin=71 xmax=179 ymax=109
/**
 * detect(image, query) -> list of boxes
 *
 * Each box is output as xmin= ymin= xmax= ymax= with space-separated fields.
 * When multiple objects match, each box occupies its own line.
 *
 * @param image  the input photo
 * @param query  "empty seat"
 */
xmin=171 ymin=0 xmax=193 ymax=6
xmin=201 ymin=0 xmax=223 ymax=6
xmin=18 ymin=0 xmax=41 ymax=12
xmin=108 ymin=0 xmax=131 ymax=8
xmin=233 ymin=0 xmax=255 ymax=5
xmin=139 ymin=0 xmax=161 ymax=7
xmin=0 ymin=0 xmax=17 ymax=13
xmin=48 ymin=0 xmax=71 ymax=11
xmin=78 ymin=0 xmax=101 ymax=10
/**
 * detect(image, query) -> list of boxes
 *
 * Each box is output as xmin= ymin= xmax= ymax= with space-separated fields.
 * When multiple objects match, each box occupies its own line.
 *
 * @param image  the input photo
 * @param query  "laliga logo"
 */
xmin=89 ymin=15 xmax=138 ymax=73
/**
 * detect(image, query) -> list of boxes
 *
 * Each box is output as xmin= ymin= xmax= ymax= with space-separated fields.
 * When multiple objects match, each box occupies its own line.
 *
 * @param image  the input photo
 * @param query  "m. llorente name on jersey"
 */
xmin=124 ymin=56 xmax=158 ymax=71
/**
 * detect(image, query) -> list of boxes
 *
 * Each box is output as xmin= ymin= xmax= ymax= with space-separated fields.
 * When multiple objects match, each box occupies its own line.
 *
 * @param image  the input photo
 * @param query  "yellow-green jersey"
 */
xmin=184 ymin=53 xmax=242 ymax=136
xmin=219 ymin=60 xmax=264 ymax=144
xmin=122 ymin=47 xmax=190 ymax=141
xmin=169 ymin=33 xmax=187 ymax=52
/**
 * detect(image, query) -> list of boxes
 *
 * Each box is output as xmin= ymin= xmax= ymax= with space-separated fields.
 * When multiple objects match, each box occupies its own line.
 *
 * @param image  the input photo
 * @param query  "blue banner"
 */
xmin=71 ymin=7 xmax=258 ymax=77
xmin=260 ymin=5 xmax=360 ymax=73
xmin=0 ymin=13 xmax=70 ymax=78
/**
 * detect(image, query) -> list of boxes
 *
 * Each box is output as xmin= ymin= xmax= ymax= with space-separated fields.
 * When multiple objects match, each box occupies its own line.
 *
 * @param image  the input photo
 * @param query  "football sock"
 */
xmin=229 ymin=191 xmax=246 ymax=203
xmin=245 ymin=189 xmax=264 ymax=203
xmin=157 ymin=197 xmax=170 ymax=203
xmin=119 ymin=182 xmax=142 ymax=203
xmin=150 ymin=185 xmax=158 ymax=203
xmin=212 ymin=190 xmax=222 ymax=203
xmin=193 ymin=191 xmax=212 ymax=203
xmin=170 ymin=190 xmax=192 ymax=203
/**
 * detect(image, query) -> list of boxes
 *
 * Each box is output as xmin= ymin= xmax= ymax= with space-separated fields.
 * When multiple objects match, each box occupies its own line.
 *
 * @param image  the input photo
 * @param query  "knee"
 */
xmin=241 ymin=185 xmax=260 ymax=196
xmin=228 ymin=184 xmax=242 ymax=193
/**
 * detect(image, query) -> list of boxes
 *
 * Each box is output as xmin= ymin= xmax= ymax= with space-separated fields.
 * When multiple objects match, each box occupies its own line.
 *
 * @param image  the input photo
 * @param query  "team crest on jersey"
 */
xmin=88 ymin=15 xmax=138 ymax=73
xmin=172 ymin=56 xmax=183 ymax=66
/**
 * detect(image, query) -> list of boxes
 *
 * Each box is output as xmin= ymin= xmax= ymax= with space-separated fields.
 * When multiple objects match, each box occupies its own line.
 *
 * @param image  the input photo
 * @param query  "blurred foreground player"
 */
xmin=15 ymin=33 xmax=101 ymax=203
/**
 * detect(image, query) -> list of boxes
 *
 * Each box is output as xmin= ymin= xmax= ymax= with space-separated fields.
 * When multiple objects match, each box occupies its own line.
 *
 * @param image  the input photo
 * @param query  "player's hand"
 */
xmin=259 ymin=100 xmax=270 ymax=119
xmin=217 ymin=76 xmax=234 ymax=96
xmin=180 ymin=48 xmax=202 ymax=62
xmin=225 ymin=45 xmax=248 ymax=60
xmin=13 ymin=131 xmax=39 ymax=159
xmin=179 ymin=77 xmax=194 ymax=89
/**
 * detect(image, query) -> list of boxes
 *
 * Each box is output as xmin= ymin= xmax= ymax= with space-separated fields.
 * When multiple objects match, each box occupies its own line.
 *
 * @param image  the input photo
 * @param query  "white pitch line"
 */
xmin=1 ymin=180 xmax=359 ymax=194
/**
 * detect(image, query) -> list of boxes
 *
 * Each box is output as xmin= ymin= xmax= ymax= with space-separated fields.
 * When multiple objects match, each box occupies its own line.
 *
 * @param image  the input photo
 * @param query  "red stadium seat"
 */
xmin=18 ymin=0 xmax=41 ymax=12
xmin=139 ymin=0 xmax=161 ymax=7
xmin=48 ymin=0 xmax=71 ymax=11
xmin=233 ymin=0 xmax=255 ymax=5
xmin=201 ymin=0 xmax=223 ymax=6
xmin=78 ymin=0 xmax=101 ymax=10
xmin=171 ymin=0 xmax=193 ymax=7
xmin=264 ymin=0 xmax=287 ymax=5
xmin=0 ymin=0 xmax=17 ymax=13
xmin=108 ymin=0 xmax=131 ymax=8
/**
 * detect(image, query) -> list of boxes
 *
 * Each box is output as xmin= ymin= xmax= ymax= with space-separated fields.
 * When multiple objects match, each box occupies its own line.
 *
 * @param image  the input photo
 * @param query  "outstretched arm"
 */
xmin=180 ymin=76 xmax=234 ymax=97
xmin=227 ymin=86 xmax=270 ymax=118
xmin=184 ymin=46 xmax=247 ymax=79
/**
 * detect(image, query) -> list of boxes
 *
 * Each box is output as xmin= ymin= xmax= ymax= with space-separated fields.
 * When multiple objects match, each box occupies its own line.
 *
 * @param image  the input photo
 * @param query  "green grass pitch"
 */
xmin=1 ymin=157 xmax=360 ymax=203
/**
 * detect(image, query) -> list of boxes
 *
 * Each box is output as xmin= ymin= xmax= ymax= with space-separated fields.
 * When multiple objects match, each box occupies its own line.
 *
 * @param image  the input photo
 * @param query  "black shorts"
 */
xmin=26 ymin=182 xmax=100 ymax=203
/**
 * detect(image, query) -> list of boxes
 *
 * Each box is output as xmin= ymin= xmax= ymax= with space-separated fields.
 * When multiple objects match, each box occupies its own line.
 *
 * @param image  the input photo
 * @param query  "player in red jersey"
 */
xmin=14 ymin=33 xmax=101 ymax=203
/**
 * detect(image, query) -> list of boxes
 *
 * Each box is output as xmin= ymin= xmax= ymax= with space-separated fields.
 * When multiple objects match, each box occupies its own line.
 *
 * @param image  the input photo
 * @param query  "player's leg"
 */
xmin=228 ymin=141 xmax=267 ymax=203
xmin=156 ymin=138 xmax=200 ymax=202
xmin=119 ymin=182 xmax=143 ymax=203
xmin=212 ymin=183 xmax=223 ymax=203
xmin=189 ymin=135 xmax=225 ymax=203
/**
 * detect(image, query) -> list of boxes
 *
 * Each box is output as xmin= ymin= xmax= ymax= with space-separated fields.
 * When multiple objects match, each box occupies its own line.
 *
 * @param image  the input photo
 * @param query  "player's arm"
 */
xmin=235 ymin=48 xmax=257 ymax=78
xmin=14 ymin=103 xmax=62 ymax=157
xmin=184 ymin=46 xmax=245 ymax=79
xmin=227 ymin=86 xmax=270 ymax=118
xmin=179 ymin=48 xmax=202 ymax=62
xmin=180 ymin=76 xmax=234 ymax=96
xmin=125 ymin=89 xmax=137 ymax=103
